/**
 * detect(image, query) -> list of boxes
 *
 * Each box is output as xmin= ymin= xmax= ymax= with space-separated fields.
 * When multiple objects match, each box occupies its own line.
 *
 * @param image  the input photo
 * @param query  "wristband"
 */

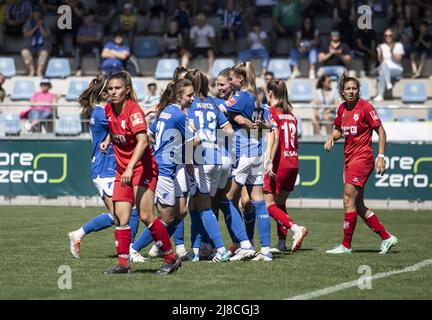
xmin=377 ymin=154 xmax=385 ymax=158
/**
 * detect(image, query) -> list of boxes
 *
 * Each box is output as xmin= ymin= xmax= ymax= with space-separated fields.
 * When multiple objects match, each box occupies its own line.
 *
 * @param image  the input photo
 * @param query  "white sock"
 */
xmin=217 ymin=247 xmax=226 ymax=254
xmin=290 ymin=224 xmax=300 ymax=234
xmin=75 ymin=227 xmax=85 ymax=240
xmin=176 ymin=244 xmax=186 ymax=254
xmin=240 ymin=240 xmax=252 ymax=249
xmin=193 ymin=247 xmax=199 ymax=256
xmin=261 ymin=247 xmax=270 ymax=255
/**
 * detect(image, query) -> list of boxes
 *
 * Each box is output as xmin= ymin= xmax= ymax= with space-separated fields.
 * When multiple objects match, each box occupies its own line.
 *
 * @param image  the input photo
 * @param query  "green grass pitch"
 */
xmin=0 ymin=206 xmax=431 ymax=300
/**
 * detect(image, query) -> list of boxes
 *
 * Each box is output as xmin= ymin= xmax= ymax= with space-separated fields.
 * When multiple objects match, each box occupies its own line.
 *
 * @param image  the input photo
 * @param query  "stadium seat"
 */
xmin=401 ymin=82 xmax=427 ymax=103
xmin=3 ymin=113 xmax=21 ymax=135
xmin=154 ymin=58 xmax=179 ymax=80
xmin=134 ymin=37 xmax=160 ymax=58
xmin=211 ymin=58 xmax=235 ymax=77
xmin=376 ymin=108 xmax=394 ymax=122
xmin=11 ymin=79 xmax=36 ymax=100
xmin=66 ymin=80 xmax=89 ymax=101
xmin=296 ymin=115 xmax=303 ymax=138
xmin=132 ymin=78 xmax=146 ymax=101
xmin=45 ymin=58 xmax=71 ymax=78
xmin=359 ymin=80 xmax=371 ymax=101
xmin=55 ymin=114 xmax=82 ymax=136
xmin=0 ymin=57 xmax=16 ymax=77
xmin=289 ymin=80 xmax=313 ymax=103
xmin=426 ymin=108 xmax=432 ymax=121
xmin=396 ymin=115 xmax=419 ymax=122
xmin=268 ymin=59 xmax=291 ymax=80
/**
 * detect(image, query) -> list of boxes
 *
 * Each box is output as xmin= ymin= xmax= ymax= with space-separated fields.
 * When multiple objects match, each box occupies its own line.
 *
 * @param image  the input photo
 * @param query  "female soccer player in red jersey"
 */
xmin=263 ymin=80 xmax=309 ymax=252
xmin=101 ymin=71 xmax=181 ymax=274
xmin=324 ymin=75 xmax=398 ymax=254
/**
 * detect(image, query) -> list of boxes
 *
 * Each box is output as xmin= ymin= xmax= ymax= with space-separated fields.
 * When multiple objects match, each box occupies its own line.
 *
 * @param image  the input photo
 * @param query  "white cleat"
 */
xmin=148 ymin=244 xmax=162 ymax=258
xmin=229 ymin=247 xmax=255 ymax=261
xmin=379 ymin=235 xmax=398 ymax=254
xmin=68 ymin=232 xmax=81 ymax=259
xmin=251 ymin=252 xmax=273 ymax=261
xmin=292 ymin=226 xmax=308 ymax=252
xmin=129 ymin=245 xmax=149 ymax=263
xmin=326 ymin=244 xmax=352 ymax=254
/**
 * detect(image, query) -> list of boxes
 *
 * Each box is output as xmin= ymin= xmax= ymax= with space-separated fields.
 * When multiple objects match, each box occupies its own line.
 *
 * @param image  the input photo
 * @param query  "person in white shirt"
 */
xmin=189 ymin=13 xmax=215 ymax=74
xmin=374 ymin=28 xmax=405 ymax=102
xmin=238 ymin=19 xmax=270 ymax=75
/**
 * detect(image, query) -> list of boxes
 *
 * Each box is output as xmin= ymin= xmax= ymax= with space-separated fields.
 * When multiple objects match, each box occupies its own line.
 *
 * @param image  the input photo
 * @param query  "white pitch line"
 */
xmin=285 ymin=258 xmax=432 ymax=300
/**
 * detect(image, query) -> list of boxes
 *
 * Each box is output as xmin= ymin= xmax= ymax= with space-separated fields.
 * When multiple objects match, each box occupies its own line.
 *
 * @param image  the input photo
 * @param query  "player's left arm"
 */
xmin=374 ymin=124 xmax=387 ymax=176
xmin=266 ymin=129 xmax=279 ymax=178
xmin=121 ymin=132 xmax=149 ymax=186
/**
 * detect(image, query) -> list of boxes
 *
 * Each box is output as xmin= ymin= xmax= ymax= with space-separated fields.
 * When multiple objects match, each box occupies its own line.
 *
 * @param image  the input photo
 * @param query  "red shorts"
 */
xmin=264 ymin=168 xmax=298 ymax=194
xmin=113 ymin=165 xmax=158 ymax=204
xmin=343 ymin=160 xmax=374 ymax=188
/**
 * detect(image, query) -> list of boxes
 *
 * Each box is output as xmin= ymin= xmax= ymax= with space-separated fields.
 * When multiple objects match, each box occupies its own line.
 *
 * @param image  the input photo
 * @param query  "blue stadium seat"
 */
xmin=296 ymin=115 xmax=303 ymax=138
xmin=55 ymin=114 xmax=82 ymax=136
xmin=132 ymin=78 xmax=146 ymax=101
xmin=268 ymin=59 xmax=291 ymax=80
xmin=376 ymin=108 xmax=394 ymax=122
xmin=11 ymin=79 xmax=35 ymax=100
xmin=401 ymin=82 xmax=427 ymax=103
xmin=289 ymin=80 xmax=313 ymax=102
xmin=426 ymin=108 xmax=432 ymax=121
xmin=396 ymin=115 xmax=419 ymax=122
xmin=359 ymin=80 xmax=371 ymax=101
xmin=45 ymin=58 xmax=71 ymax=78
xmin=211 ymin=58 xmax=235 ymax=77
xmin=0 ymin=57 xmax=16 ymax=77
xmin=134 ymin=36 xmax=160 ymax=58
xmin=154 ymin=59 xmax=179 ymax=80
xmin=3 ymin=113 xmax=21 ymax=135
xmin=66 ymin=80 xmax=89 ymax=101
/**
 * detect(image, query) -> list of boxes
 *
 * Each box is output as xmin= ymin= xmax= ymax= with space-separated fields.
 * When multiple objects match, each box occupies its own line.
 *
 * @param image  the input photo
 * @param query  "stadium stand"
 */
xmin=132 ymin=78 xmax=146 ymax=101
xmin=0 ymin=57 xmax=17 ymax=78
xmin=401 ymin=82 xmax=427 ymax=104
xmin=268 ymin=59 xmax=291 ymax=80
xmin=289 ymin=79 xmax=313 ymax=103
xmin=3 ymin=113 xmax=21 ymax=136
xmin=55 ymin=114 xmax=82 ymax=136
xmin=66 ymin=80 xmax=90 ymax=101
xmin=134 ymin=36 xmax=160 ymax=58
xmin=211 ymin=58 xmax=235 ymax=77
xmin=45 ymin=58 xmax=71 ymax=79
xmin=376 ymin=108 xmax=394 ymax=122
xmin=10 ymin=79 xmax=36 ymax=101
xmin=396 ymin=115 xmax=420 ymax=122
xmin=359 ymin=79 xmax=371 ymax=101
xmin=154 ymin=58 xmax=179 ymax=80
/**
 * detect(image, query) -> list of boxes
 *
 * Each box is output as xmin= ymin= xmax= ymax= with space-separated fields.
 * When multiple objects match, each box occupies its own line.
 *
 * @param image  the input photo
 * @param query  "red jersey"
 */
xmin=105 ymin=99 xmax=155 ymax=173
xmin=333 ymin=99 xmax=382 ymax=164
xmin=269 ymin=106 xmax=298 ymax=169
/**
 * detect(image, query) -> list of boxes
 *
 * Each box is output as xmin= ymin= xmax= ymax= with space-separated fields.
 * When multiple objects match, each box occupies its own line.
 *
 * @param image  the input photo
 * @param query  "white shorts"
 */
xmin=231 ymin=156 xmax=264 ymax=186
xmin=218 ymin=156 xmax=232 ymax=189
xmin=155 ymin=175 xmax=183 ymax=206
xmin=176 ymin=164 xmax=189 ymax=194
xmin=190 ymin=164 xmax=222 ymax=197
xmin=93 ymin=176 xmax=115 ymax=198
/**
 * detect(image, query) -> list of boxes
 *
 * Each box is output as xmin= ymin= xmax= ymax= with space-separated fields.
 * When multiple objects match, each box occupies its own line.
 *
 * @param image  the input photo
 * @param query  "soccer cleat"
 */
xmin=176 ymin=247 xmax=192 ymax=261
xmin=68 ymin=232 xmax=81 ymax=259
xmin=251 ymin=252 xmax=273 ymax=261
xmin=226 ymin=243 xmax=240 ymax=258
xmin=326 ymin=244 xmax=352 ymax=254
xmin=103 ymin=264 xmax=131 ymax=274
xmin=148 ymin=244 xmax=163 ymax=258
xmin=210 ymin=250 xmax=230 ymax=263
xmin=292 ymin=226 xmax=309 ymax=252
xmin=155 ymin=256 xmax=182 ymax=275
xmin=129 ymin=245 xmax=149 ymax=263
xmin=229 ymin=247 xmax=255 ymax=261
xmin=379 ymin=235 xmax=398 ymax=254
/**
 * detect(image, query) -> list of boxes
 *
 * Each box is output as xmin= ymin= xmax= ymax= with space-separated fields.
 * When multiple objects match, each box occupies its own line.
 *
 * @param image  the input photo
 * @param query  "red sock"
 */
xmin=115 ymin=227 xmax=131 ymax=267
xmin=268 ymin=204 xmax=295 ymax=229
xmin=342 ymin=211 xmax=357 ymax=249
xmin=149 ymin=218 xmax=176 ymax=263
xmin=277 ymin=224 xmax=287 ymax=240
xmin=363 ymin=213 xmax=390 ymax=240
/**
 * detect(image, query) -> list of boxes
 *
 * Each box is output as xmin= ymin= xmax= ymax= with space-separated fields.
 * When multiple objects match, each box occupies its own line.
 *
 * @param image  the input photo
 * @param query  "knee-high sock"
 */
xmin=243 ymin=205 xmax=256 ymax=242
xmin=115 ymin=226 xmax=131 ymax=267
xmin=267 ymin=204 xmax=296 ymax=229
xmin=190 ymin=210 xmax=203 ymax=249
xmin=253 ymin=201 xmax=271 ymax=248
xmin=149 ymin=218 xmax=175 ymax=263
xmin=173 ymin=219 xmax=185 ymax=246
xmin=362 ymin=212 xmax=390 ymax=240
xmin=275 ymin=204 xmax=288 ymax=240
xmin=342 ymin=211 xmax=358 ymax=249
xmin=132 ymin=219 xmax=182 ymax=252
xmin=219 ymin=199 xmax=249 ymax=243
xmin=83 ymin=213 xmax=114 ymax=234
xmin=129 ymin=208 xmax=139 ymax=243
xmin=200 ymin=208 xmax=224 ymax=249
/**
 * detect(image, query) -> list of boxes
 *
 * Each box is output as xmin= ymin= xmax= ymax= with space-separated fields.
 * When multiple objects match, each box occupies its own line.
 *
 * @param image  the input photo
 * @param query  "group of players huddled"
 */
xmin=68 ymin=62 xmax=398 ymax=275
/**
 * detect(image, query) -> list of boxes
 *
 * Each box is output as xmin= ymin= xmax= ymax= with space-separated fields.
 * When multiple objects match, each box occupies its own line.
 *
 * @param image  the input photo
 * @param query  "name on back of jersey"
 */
xmin=277 ymin=113 xmax=296 ymax=121
xmin=159 ymin=112 xmax=172 ymax=120
xmin=284 ymin=150 xmax=298 ymax=157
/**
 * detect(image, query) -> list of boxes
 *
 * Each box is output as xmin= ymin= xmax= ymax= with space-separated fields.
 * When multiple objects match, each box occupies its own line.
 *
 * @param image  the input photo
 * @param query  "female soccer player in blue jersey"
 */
xmin=67 ymin=78 xmax=144 ymax=262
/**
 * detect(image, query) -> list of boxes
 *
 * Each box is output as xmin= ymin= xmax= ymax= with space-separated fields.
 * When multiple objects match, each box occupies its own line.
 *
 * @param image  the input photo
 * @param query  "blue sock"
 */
xmin=190 ymin=210 xmax=203 ymax=248
xmin=243 ymin=206 xmax=256 ymax=243
xmin=253 ymin=201 xmax=271 ymax=247
xmin=82 ymin=213 xmax=114 ymax=234
xmin=201 ymin=208 xmax=224 ymax=249
xmin=132 ymin=227 xmax=153 ymax=252
xmin=129 ymin=208 xmax=139 ymax=243
xmin=219 ymin=199 xmax=248 ymax=242
xmin=173 ymin=219 xmax=185 ymax=246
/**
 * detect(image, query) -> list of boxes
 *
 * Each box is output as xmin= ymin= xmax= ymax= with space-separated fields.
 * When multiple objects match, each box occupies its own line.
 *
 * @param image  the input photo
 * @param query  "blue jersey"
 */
xmin=187 ymin=96 xmax=229 ymax=165
xmin=258 ymin=103 xmax=271 ymax=157
xmin=90 ymin=105 xmax=116 ymax=179
xmin=149 ymin=104 xmax=195 ymax=179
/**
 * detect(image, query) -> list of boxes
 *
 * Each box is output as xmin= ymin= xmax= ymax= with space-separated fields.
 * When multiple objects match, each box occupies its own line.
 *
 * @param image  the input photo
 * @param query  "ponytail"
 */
xmin=267 ymin=80 xmax=293 ymax=114
xmin=231 ymin=61 xmax=260 ymax=108
xmin=79 ymin=77 xmax=108 ymax=118
xmin=156 ymin=79 xmax=194 ymax=117
xmin=184 ymin=69 xmax=209 ymax=99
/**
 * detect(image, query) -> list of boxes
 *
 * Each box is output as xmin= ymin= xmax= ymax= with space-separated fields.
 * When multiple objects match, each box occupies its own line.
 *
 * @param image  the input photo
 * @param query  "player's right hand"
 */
xmin=100 ymin=141 xmax=109 ymax=153
xmin=324 ymin=138 xmax=334 ymax=151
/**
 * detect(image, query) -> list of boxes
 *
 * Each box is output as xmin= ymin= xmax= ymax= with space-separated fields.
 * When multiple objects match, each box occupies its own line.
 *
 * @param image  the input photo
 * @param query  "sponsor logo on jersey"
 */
xmin=121 ymin=120 xmax=126 ymax=129
xmin=130 ymin=112 xmax=144 ymax=127
xmin=225 ymin=98 xmax=237 ymax=107
xmin=369 ymin=110 xmax=379 ymax=121
xmin=353 ymin=113 xmax=359 ymax=121
xmin=353 ymin=177 xmax=359 ymax=182
xmin=107 ymin=116 xmax=112 ymax=122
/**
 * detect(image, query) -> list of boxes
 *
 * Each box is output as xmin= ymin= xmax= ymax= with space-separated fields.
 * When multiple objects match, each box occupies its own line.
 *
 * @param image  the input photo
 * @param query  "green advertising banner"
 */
xmin=0 ymin=140 xmax=431 ymax=200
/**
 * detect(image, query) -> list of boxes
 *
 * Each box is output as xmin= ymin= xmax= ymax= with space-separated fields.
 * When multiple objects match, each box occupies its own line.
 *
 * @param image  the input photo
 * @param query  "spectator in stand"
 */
xmin=410 ymin=21 xmax=432 ymax=78
xmin=143 ymin=82 xmax=161 ymax=105
xmin=317 ymin=30 xmax=351 ymax=82
xmin=5 ymin=0 xmax=31 ymax=36
xmin=272 ymin=0 xmax=302 ymax=38
xmin=75 ymin=12 xmax=103 ymax=76
xmin=0 ymin=0 xmax=8 ymax=51
xmin=20 ymin=6 xmax=51 ymax=77
xmin=189 ymin=13 xmax=216 ymax=74
xmin=145 ymin=0 xmax=166 ymax=33
xmin=373 ymin=28 xmax=405 ymax=102
xmin=0 ymin=73 xmax=5 ymax=103
xmin=100 ymin=33 xmax=130 ymax=77
xmin=217 ymin=0 xmax=244 ymax=55
xmin=118 ymin=3 xmax=137 ymax=50
xmin=289 ymin=16 xmax=319 ymax=79
xmin=163 ymin=19 xmax=190 ymax=68
xmin=311 ymin=74 xmax=340 ymax=135
xmin=361 ymin=0 xmax=388 ymax=15
xmin=354 ymin=26 xmax=377 ymax=77
xmin=388 ymin=0 xmax=411 ymax=25
xmin=172 ymin=0 xmax=192 ymax=49
xmin=94 ymin=0 xmax=117 ymax=33
xmin=423 ymin=6 xmax=432 ymax=35
xmin=411 ymin=0 xmax=432 ymax=29
xmin=392 ymin=14 xmax=413 ymax=58
xmin=20 ymin=78 xmax=56 ymax=133
xmin=333 ymin=0 xmax=355 ymax=46
xmin=238 ymin=19 xmax=270 ymax=76
xmin=39 ymin=0 xmax=62 ymax=15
